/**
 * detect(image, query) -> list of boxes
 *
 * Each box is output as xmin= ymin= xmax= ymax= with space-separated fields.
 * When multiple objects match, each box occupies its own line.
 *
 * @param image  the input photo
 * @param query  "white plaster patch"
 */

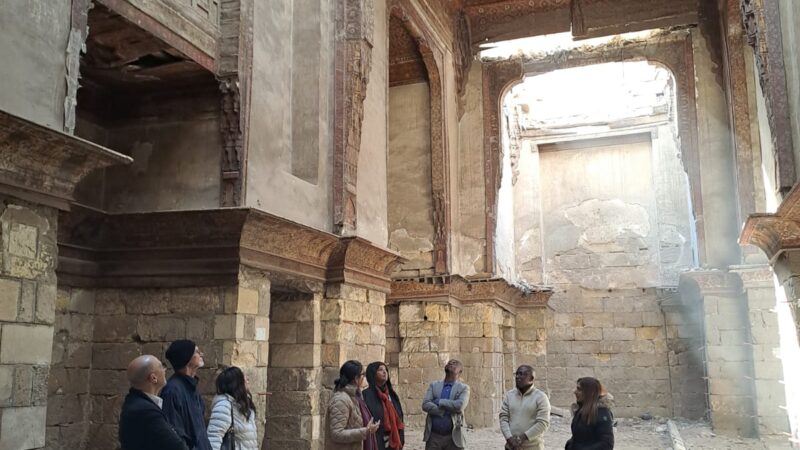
xmin=564 ymin=198 xmax=650 ymax=245
xmin=389 ymin=228 xmax=434 ymax=252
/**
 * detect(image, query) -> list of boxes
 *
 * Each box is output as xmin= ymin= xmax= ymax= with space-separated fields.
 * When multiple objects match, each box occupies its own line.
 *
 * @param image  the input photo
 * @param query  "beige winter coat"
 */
xmin=325 ymin=385 xmax=368 ymax=450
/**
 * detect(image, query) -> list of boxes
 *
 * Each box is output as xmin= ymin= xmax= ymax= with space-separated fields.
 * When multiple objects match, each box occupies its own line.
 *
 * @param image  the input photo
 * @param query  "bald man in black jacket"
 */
xmin=119 ymin=355 xmax=188 ymax=450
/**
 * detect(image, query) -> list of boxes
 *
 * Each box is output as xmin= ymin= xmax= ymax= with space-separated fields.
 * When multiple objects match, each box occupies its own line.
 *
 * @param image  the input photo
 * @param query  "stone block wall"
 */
xmin=394 ymin=302 xmax=460 ymax=427
xmin=546 ymin=288 xmax=674 ymax=417
xmin=661 ymin=299 xmax=706 ymax=420
xmin=0 ymin=200 xmax=59 ymax=450
xmin=45 ymin=287 xmax=95 ymax=449
xmin=266 ymin=289 xmax=323 ymax=449
xmin=459 ymin=303 xmax=505 ymax=428
xmin=702 ymin=292 xmax=757 ymax=437
xmin=42 ymin=275 xmax=271 ymax=450
xmin=744 ymin=284 xmax=789 ymax=436
xmin=85 ymin=286 xmax=228 ymax=447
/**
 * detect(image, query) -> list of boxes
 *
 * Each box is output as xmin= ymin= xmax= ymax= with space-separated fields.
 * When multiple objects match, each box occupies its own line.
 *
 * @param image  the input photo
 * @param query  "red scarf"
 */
xmin=377 ymin=387 xmax=405 ymax=449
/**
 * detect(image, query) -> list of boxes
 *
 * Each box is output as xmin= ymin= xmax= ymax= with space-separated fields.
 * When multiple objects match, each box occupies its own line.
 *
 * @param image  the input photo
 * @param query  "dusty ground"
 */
xmin=404 ymin=415 xmax=789 ymax=449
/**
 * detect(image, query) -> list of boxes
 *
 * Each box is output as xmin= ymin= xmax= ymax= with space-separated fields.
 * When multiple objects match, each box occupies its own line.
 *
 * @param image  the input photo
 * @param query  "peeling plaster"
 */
xmin=564 ymin=198 xmax=651 ymax=246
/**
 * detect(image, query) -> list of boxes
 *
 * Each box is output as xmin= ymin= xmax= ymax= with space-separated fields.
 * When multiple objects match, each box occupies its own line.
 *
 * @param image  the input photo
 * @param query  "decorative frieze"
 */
xmin=58 ymin=207 xmax=404 ymax=292
xmin=740 ymin=184 xmax=800 ymax=261
xmin=388 ymin=275 xmax=551 ymax=311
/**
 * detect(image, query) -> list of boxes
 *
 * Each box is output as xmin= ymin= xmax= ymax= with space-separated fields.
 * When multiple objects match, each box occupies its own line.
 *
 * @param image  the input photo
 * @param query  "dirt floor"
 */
xmin=404 ymin=415 xmax=789 ymax=449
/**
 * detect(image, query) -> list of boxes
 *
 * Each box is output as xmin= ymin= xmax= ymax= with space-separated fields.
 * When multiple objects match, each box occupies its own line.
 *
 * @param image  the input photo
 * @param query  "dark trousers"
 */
xmin=425 ymin=432 xmax=461 ymax=450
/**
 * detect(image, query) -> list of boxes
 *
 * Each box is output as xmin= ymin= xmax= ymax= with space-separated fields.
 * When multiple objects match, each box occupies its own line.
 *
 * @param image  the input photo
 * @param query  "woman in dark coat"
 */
xmin=362 ymin=362 xmax=405 ymax=450
xmin=565 ymin=377 xmax=614 ymax=450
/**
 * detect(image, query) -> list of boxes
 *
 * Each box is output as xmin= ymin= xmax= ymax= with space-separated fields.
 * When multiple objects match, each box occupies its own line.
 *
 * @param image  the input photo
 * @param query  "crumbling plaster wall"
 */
xmin=0 ymin=0 xmax=70 ymax=130
xmin=245 ymin=0 xmax=334 ymax=232
xmin=357 ymin=0 xmax=390 ymax=246
xmin=388 ymin=82 xmax=435 ymax=274
xmin=454 ymin=64 xmax=487 ymax=276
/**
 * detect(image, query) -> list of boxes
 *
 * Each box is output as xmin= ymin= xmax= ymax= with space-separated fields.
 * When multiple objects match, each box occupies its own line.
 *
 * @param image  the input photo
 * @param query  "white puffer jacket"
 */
xmin=207 ymin=394 xmax=259 ymax=450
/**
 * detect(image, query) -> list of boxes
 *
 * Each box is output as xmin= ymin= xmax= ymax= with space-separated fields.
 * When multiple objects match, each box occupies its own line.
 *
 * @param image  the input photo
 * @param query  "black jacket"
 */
xmin=363 ymin=385 xmax=405 ymax=450
xmin=565 ymin=404 xmax=614 ymax=450
xmin=160 ymin=374 xmax=212 ymax=450
xmin=119 ymin=388 xmax=189 ymax=450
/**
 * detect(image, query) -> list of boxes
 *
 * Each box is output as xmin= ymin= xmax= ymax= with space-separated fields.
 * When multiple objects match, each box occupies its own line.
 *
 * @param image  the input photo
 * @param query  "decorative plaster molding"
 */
xmin=0 ymin=110 xmax=131 ymax=210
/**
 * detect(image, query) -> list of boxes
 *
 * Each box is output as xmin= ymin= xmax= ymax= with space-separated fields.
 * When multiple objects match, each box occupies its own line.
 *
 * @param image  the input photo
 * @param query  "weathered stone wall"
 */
xmin=547 ymin=288 xmax=673 ymax=417
xmin=0 ymin=0 xmax=70 ymax=131
xmin=394 ymin=302 xmax=460 ymax=427
xmin=266 ymin=289 xmax=323 ymax=449
xmin=661 ymin=296 xmax=706 ymax=420
xmin=388 ymin=82 xmax=435 ymax=275
xmin=0 ymin=199 xmax=59 ymax=450
xmin=46 ymin=287 xmax=95 ymax=449
xmin=45 ymin=273 xmax=271 ymax=450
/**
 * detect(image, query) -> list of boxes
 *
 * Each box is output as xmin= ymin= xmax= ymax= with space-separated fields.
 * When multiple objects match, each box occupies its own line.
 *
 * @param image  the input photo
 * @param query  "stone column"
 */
xmin=266 ymin=288 xmax=323 ymax=450
xmin=0 ymin=111 xmax=129 ymax=450
xmin=658 ymin=288 xmax=706 ymax=420
xmin=394 ymin=301 xmax=460 ymax=426
xmin=460 ymin=302 xmax=504 ymax=428
xmin=220 ymin=269 xmax=271 ymax=439
xmin=733 ymin=265 xmax=790 ymax=436
xmin=0 ymin=199 xmax=58 ymax=450
xmin=681 ymin=271 xmax=757 ymax=437
xmin=515 ymin=307 xmax=548 ymax=389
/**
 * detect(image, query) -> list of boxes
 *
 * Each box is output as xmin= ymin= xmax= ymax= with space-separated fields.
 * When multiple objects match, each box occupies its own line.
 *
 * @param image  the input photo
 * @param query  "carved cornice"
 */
xmin=388 ymin=275 xmax=552 ymax=311
xmin=729 ymin=264 xmax=774 ymax=289
xmin=328 ymin=237 xmax=405 ymax=292
xmin=0 ymin=110 xmax=132 ymax=210
xmin=678 ymin=270 xmax=744 ymax=298
xmin=58 ymin=206 xmax=404 ymax=292
xmin=740 ymin=184 xmax=800 ymax=261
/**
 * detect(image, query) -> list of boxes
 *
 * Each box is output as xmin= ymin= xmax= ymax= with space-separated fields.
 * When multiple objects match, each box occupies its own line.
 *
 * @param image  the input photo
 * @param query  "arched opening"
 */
xmin=497 ymin=60 xmax=704 ymax=417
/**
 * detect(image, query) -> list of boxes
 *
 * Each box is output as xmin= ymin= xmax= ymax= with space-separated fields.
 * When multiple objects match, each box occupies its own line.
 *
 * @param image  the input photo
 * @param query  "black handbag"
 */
xmin=220 ymin=399 xmax=237 ymax=450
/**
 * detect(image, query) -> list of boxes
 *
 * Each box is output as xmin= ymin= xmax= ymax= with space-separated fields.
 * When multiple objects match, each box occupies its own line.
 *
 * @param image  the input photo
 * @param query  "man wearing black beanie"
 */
xmin=160 ymin=339 xmax=211 ymax=450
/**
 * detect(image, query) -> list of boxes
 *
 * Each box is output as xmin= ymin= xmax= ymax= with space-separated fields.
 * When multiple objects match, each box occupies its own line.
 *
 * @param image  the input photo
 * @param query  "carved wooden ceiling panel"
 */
xmin=455 ymin=0 xmax=699 ymax=44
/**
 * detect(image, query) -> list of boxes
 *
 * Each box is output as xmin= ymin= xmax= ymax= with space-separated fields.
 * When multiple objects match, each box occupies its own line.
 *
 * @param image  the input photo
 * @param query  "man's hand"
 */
xmin=505 ymin=434 xmax=527 ymax=449
xmin=434 ymin=398 xmax=440 ymax=406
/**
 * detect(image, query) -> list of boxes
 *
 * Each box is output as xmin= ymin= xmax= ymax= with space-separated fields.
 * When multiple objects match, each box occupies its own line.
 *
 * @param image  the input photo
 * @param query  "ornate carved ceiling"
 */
xmin=389 ymin=14 xmax=429 ymax=87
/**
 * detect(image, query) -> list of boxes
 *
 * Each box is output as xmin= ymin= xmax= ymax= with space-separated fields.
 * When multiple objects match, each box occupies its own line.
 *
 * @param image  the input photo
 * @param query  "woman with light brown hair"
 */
xmin=565 ymin=377 xmax=614 ymax=450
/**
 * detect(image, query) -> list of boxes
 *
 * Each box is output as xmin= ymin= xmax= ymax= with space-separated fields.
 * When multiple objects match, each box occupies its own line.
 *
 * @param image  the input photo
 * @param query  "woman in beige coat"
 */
xmin=326 ymin=360 xmax=380 ymax=450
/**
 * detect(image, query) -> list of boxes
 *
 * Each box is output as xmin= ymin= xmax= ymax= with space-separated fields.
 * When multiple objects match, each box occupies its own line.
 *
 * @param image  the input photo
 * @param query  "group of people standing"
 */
xmin=116 ymin=338 xmax=613 ymax=450
xmin=118 ymin=339 xmax=259 ymax=450
xmin=327 ymin=360 xmax=614 ymax=450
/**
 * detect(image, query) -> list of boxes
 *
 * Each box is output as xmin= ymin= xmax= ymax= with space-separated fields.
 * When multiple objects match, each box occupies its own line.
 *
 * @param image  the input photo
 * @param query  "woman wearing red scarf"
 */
xmin=363 ymin=362 xmax=406 ymax=449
